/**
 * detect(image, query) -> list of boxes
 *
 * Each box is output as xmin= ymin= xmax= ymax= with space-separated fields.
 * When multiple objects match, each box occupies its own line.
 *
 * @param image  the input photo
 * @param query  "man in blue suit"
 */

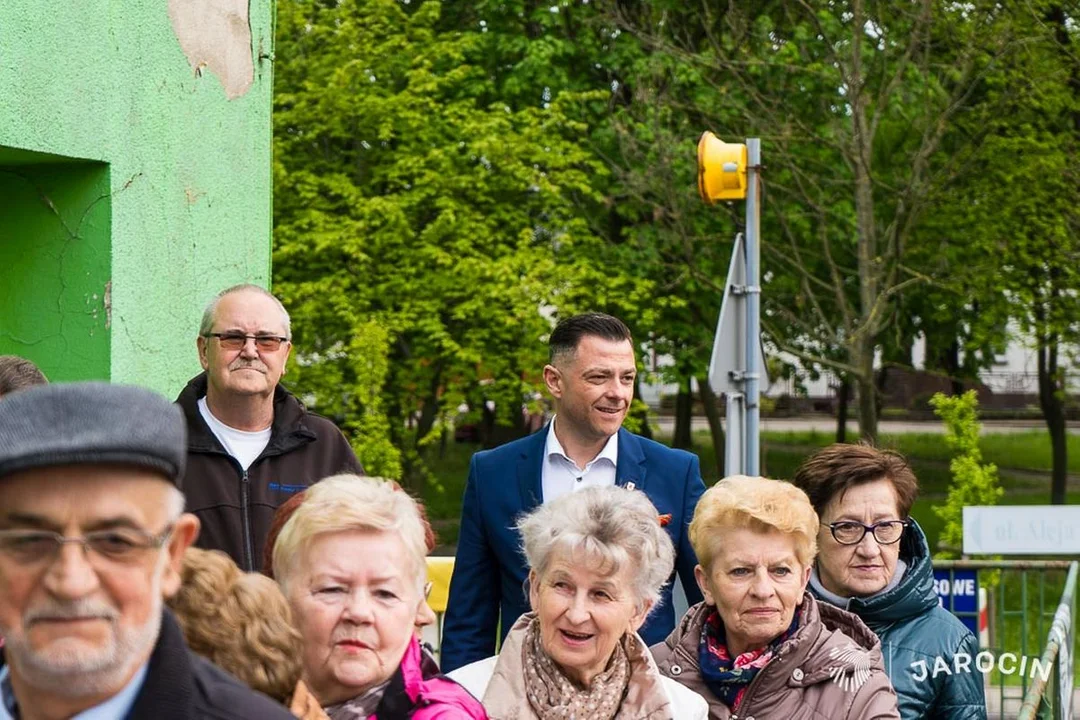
xmin=440 ymin=313 xmax=707 ymax=672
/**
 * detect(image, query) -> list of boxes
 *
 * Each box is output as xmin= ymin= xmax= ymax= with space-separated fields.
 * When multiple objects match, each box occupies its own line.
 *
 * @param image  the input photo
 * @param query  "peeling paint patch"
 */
xmin=185 ymin=186 xmax=206 ymax=205
xmin=104 ymin=280 xmax=112 ymax=330
xmin=168 ymin=0 xmax=253 ymax=100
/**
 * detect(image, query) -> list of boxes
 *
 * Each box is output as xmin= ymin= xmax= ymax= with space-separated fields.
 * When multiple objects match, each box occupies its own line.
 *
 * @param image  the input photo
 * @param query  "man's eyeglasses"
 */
xmin=0 ymin=525 xmax=175 ymax=567
xmin=204 ymin=332 xmax=289 ymax=352
xmin=827 ymin=520 xmax=909 ymax=546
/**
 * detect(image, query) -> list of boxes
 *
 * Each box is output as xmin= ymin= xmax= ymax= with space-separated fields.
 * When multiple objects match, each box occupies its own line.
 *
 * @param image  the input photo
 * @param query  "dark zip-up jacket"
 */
xmin=176 ymin=373 xmax=362 ymax=571
xmin=810 ymin=521 xmax=987 ymax=720
xmin=1 ymin=610 xmax=295 ymax=720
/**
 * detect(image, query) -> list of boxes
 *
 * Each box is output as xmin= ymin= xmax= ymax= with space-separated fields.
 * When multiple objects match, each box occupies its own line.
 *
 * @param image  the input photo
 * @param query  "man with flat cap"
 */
xmin=0 ymin=382 xmax=294 ymax=720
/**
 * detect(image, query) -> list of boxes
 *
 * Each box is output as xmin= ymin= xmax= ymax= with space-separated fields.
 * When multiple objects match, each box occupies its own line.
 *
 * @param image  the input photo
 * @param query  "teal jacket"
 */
xmin=810 ymin=521 xmax=986 ymax=720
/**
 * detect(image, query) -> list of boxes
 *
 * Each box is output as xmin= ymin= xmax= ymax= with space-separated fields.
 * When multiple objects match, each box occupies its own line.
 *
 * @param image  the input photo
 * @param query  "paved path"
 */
xmin=652 ymin=416 xmax=1077 ymax=435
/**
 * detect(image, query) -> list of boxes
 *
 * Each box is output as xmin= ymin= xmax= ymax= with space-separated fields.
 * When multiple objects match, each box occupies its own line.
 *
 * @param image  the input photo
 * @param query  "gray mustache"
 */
xmin=230 ymin=362 xmax=266 ymax=372
xmin=25 ymin=599 xmax=118 ymax=624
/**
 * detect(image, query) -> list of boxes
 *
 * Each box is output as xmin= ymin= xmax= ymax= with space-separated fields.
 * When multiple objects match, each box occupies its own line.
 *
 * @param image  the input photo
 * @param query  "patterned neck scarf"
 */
xmin=323 ymin=678 xmax=391 ymax=720
xmin=521 ymin=616 xmax=631 ymax=720
xmin=697 ymin=605 xmax=801 ymax=710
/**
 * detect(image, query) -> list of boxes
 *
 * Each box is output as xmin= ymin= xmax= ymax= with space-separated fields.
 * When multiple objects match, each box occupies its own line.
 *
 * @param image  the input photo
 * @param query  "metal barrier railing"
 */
xmin=934 ymin=560 xmax=1078 ymax=720
xmin=1017 ymin=561 xmax=1078 ymax=720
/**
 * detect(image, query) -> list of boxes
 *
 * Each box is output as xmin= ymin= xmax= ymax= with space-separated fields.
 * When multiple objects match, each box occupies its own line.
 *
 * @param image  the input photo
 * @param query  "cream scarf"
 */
xmin=521 ymin=616 xmax=631 ymax=720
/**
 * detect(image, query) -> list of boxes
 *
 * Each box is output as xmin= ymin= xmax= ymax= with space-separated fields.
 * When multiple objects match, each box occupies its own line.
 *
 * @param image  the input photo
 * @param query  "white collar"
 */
xmin=545 ymin=416 xmax=619 ymax=469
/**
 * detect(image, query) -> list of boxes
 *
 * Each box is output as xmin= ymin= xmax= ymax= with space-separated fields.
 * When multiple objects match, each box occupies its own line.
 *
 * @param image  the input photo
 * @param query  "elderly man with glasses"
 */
xmin=175 ymin=284 xmax=362 ymax=571
xmin=0 ymin=382 xmax=295 ymax=719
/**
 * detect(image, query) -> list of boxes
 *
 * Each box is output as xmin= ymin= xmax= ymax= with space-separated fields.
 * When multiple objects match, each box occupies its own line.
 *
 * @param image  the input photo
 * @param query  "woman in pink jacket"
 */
xmin=272 ymin=474 xmax=487 ymax=720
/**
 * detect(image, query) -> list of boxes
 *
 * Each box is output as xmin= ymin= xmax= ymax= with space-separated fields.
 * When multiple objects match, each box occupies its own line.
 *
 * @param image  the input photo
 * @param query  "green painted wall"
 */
xmin=0 ymin=159 xmax=111 ymax=381
xmin=0 ymin=0 xmax=273 ymax=395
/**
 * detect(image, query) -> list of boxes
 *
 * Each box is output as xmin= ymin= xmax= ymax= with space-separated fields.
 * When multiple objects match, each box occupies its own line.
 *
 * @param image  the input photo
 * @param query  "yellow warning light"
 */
xmin=697 ymin=131 xmax=747 ymax=203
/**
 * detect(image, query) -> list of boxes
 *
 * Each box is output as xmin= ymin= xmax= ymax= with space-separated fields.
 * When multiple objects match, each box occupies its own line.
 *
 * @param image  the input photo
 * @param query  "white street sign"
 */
xmin=963 ymin=506 xmax=1080 ymax=554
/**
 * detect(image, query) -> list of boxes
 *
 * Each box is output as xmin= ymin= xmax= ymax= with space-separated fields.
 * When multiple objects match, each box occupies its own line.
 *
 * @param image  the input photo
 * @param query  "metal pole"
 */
xmin=725 ymin=392 xmax=745 ymax=476
xmin=745 ymin=138 xmax=761 ymax=475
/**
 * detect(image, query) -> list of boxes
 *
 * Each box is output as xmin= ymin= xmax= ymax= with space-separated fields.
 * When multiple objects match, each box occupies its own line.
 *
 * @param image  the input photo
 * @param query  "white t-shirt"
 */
xmin=540 ymin=416 xmax=618 ymax=502
xmin=197 ymin=396 xmax=272 ymax=471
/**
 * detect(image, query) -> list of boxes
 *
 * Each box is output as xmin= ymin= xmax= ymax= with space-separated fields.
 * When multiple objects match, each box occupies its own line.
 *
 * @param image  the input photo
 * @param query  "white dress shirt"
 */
xmin=541 ymin=417 xmax=619 ymax=503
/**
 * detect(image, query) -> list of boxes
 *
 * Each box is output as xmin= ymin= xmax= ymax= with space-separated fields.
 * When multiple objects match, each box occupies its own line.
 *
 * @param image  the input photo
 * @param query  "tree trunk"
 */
xmin=413 ymin=364 xmax=444 ymax=449
xmin=849 ymin=0 xmax=881 ymax=445
xmin=1037 ymin=334 xmax=1068 ymax=504
xmin=946 ymin=338 xmax=965 ymax=396
xmin=673 ymin=377 xmax=693 ymax=450
xmin=874 ymin=364 xmax=889 ymax=420
xmin=697 ymin=375 xmax=724 ymax=479
xmin=836 ymin=375 xmax=851 ymax=443
xmin=1042 ymin=3 xmax=1076 ymax=505
xmin=857 ymin=376 xmax=879 ymax=442
xmin=855 ymin=338 xmax=879 ymax=441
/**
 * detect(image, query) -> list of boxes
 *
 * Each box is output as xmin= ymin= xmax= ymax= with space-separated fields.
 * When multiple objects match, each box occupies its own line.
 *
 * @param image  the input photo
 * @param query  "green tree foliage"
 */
xmin=931 ymin=391 xmax=1004 ymax=558
xmin=608 ymin=0 xmax=1048 ymax=440
xmin=270 ymin=0 xmax=1077 ymax=493
xmin=924 ymin=1 xmax=1079 ymax=503
xmin=272 ymin=0 xmax=606 ymax=486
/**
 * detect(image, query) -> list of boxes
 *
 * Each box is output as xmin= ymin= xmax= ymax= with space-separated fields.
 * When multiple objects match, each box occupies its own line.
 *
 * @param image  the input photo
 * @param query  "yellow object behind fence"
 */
xmin=426 ymin=556 xmax=455 ymax=614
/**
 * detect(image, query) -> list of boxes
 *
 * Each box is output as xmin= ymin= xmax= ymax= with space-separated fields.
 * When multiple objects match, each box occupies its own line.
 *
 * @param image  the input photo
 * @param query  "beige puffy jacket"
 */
xmin=449 ymin=613 xmax=708 ymax=720
xmin=651 ymin=594 xmax=900 ymax=720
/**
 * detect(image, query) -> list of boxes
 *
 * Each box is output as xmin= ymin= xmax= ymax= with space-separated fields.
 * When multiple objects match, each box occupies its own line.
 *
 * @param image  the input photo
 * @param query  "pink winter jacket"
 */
xmin=367 ymin=636 xmax=488 ymax=720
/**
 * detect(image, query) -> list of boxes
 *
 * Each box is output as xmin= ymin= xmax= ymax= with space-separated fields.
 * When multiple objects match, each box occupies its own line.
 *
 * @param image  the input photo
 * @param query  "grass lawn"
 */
xmin=756 ymin=429 xmax=1080 ymax=475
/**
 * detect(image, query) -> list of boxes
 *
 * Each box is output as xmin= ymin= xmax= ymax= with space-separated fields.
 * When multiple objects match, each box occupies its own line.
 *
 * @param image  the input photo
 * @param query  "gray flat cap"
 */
xmin=0 ymin=381 xmax=186 ymax=486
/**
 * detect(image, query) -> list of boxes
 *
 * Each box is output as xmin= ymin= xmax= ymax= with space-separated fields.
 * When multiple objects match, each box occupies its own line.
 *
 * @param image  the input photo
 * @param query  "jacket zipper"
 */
xmin=728 ymin=652 xmax=782 ymax=719
xmin=240 ymin=469 xmax=254 ymax=572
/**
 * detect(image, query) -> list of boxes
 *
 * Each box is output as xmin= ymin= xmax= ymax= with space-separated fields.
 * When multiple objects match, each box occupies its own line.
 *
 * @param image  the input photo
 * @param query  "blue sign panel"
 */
xmin=933 ymin=568 xmax=979 ymax=635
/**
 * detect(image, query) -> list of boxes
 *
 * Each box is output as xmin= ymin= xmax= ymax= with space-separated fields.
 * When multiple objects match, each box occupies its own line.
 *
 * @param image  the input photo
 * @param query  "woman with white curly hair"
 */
xmin=449 ymin=485 xmax=707 ymax=720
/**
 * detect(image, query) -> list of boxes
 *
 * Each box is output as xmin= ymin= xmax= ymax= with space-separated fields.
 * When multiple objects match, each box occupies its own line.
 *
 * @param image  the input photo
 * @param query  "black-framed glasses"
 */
xmin=204 ymin=332 xmax=289 ymax=352
xmin=0 ymin=525 xmax=175 ymax=566
xmin=827 ymin=520 xmax=909 ymax=546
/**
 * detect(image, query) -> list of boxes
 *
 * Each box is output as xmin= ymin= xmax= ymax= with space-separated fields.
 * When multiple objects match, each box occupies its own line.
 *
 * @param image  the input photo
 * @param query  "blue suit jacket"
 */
xmin=440 ymin=426 xmax=706 ymax=672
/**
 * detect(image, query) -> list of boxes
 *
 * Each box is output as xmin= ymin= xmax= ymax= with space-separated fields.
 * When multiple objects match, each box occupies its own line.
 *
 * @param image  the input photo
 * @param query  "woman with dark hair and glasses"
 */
xmin=794 ymin=444 xmax=986 ymax=720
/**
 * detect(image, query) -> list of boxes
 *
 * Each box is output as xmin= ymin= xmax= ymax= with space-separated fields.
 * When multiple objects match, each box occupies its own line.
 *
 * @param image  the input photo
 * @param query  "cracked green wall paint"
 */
xmin=0 ymin=0 xmax=273 ymax=395
xmin=0 ymin=163 xmax=111 ymax=381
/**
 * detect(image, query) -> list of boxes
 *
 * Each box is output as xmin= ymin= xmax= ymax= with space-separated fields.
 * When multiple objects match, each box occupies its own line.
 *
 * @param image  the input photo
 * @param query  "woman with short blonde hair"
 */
xmin=450 ymin=485 xmax=707 ymax=720
xmin=272 ymin=475 xmax=428 ymax=591
xmin=273 ymin=474 xmax=485 ymax=720
xmin=654 ymin=475 xmax=899 ymax=719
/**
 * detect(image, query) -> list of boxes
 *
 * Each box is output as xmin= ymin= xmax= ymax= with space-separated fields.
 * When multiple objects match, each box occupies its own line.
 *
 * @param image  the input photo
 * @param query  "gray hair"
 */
xmin=198 ymin=284 xmax=291 ymax=339
xmin=517 ymin=485 xmax=675 ymax=612
xmin=0 ymin=355 xmax=47 ymax=396
xmin=167 ymin=486 xmax=187 ymax=522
